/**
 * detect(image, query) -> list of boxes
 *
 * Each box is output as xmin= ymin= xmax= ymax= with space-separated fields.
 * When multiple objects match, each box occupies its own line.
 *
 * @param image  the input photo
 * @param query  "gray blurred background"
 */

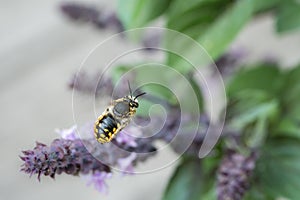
xmin=1 ymin=0 xmax=300 ymax=200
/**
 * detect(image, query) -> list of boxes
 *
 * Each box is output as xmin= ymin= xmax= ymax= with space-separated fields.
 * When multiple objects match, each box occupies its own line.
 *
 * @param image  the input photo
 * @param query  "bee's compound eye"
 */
xmin=130 ymin=102 xmax=138 ymax=108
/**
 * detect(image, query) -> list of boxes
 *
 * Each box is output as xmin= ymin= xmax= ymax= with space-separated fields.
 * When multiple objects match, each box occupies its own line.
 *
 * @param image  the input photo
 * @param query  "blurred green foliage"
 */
xmin=163 ymin=157 xmax=205 ymax=200
xmin=117 ymin=0 xmax=300 ymax=199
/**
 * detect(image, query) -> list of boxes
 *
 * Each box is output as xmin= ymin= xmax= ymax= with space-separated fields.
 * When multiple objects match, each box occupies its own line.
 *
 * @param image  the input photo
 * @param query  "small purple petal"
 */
xmin=55 ymin=125 xmax=78 ymax=140
xmin=84 ymin=171 xmax=112 ymax=194
xmin=19 ymin=156 xmax=26 ymax=161
xmin=116 ymin=127 xmax=140 ymax=147
xmin=117 ymin=153 xmax=137 ymax=174
xmin=22 ymin=150 xmax=34 ymax=155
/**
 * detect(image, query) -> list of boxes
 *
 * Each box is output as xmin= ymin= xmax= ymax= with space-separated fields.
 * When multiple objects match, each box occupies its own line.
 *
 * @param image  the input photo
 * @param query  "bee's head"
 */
xmin=126 ymin=95 xmax=142 ymax=108
xmin=126 ymin=81 xmax=146 ymax=108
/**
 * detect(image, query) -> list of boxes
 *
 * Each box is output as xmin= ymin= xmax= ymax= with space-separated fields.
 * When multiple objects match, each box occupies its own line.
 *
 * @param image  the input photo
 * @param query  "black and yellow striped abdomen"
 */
xmin=94 ymin=113 xmax=120 ymax=143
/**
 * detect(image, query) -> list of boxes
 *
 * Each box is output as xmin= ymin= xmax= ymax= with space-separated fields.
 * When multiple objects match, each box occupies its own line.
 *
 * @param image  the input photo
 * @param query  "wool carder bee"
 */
xmin=94 ymin=83 xmax=146 ymax=143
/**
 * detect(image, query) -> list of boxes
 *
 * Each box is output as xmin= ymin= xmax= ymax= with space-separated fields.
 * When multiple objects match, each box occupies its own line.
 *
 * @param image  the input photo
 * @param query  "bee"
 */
xmin=94 ymin=82 xmax=146 ymax=143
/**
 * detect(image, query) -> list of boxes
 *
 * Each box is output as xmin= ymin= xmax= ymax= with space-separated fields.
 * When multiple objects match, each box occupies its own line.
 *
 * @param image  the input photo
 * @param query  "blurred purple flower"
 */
xmin=60 ymin=3 xmax=123 ymax=32
xmin=117 ymin=153 xmax=137 ymax=174
xmin=213 ymin=47 xmax=247 ymax=76
xmin=217 ymin=150 xmax=257 ymax=200
xmin=142 ymin=30 xmax=162 ymax=52
xmin=68 ymin=71 xmax=114 ymax=96
xmin=84 ymin=171 xmax=112 ymax=194
xmin=55 ymin=125 xmax=78 ymax=140
xmin=116 ymin=128 xmax=140 ymax=148
xmin=60 ymin=3 xmax=99 ymax=22
xmin=20 ymin=139 xmax=110 ymax=181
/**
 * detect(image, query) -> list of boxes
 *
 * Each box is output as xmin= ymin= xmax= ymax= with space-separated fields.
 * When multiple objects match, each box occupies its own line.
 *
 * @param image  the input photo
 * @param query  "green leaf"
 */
xmin=117 ymin=0 xmax=171 ymax=29
xmin=252 ymin=0 xmax=281 ymax=12
xmin=226 ymin=90 xmax=279 ymax=148
xmin=281 ymin=65 xmax=300 ymax=120
xmin=276 ymin=0 xmax=300 ymax=33
xmin=134 ymin=98 xmax=156 ymax=117
xmin=167 ymin=0 xmax=230 ymax=38
xmin=198 ymin=0 xmax=253 ymax=59
xmin=166 ymin=0 xmax=230 ymax=73
xmin=111 ymin=65 xmax=132 ymax=84
xmin=226 ymin=90 xmax=279 ymax=130
xmin=273 ymin=65 xmax=300 ymax=139
xmin=133 ymin=65 xmax=203 ymax=114
xmin=254 ymin=138 xmax=300 ymax=199
xmin=243 ymin=186 xmax=268 ymax=200
xmin=163 ymin=157 xmax=203 ymax=200
xmin=226 ymin=64 xmax=283 ymax=98
xmin=201 ymin=185 xmax=217 ymax=200
xmin=166 ymin=0 xmax=253 ymax=70
xmin=275 ymin=117 xmax=300 ymax=139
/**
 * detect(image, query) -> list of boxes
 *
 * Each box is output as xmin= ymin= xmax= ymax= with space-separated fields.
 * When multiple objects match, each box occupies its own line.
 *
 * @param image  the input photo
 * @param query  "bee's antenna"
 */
xmin=127 ymin=81 xmax=133 ymax=97
xmin=134 ymin=92 xmax=146 ymax=100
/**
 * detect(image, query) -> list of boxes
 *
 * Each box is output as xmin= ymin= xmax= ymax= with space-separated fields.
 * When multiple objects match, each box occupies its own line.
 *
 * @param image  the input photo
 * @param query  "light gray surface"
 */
xmin=1 ymin=1 xmax=300 ymax=200
xmin=1 ymin=1 xmax=175 ymax=200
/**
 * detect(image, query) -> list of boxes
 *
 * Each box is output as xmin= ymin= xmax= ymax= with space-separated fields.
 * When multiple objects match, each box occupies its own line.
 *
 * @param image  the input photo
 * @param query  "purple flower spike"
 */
xmin=20 ymin=138 xmax=110 ymax=181
xmin=20 ymin=122 xmax=158 ymax=193
xmin=217 ymin=150 xmax=257 ymax=200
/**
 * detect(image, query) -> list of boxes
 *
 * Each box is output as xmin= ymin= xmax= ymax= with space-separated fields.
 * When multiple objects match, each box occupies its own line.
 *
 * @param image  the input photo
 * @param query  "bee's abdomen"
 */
xmin=94 ymin=113 xmax=120 ymax=143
